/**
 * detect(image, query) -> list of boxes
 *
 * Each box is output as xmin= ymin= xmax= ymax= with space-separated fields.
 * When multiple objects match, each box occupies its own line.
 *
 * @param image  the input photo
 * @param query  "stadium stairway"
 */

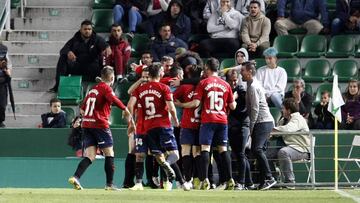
xmin=0 ymin=0 xmax=92 ymax=127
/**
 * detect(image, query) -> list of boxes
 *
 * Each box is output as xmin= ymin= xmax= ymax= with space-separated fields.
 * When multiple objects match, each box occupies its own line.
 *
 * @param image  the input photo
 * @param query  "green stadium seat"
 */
xmin=330 ymin=59 xmax=359 ymax=82
xmin=288 ymin=83 xmax=313 ymax=95
xmin=57 ymin=76 xmax=83 ymax=105
xmin=327 ymin=0 xmax=336 ymax=9
xmin=326 ymin=35 xmax=355 ymax=58
xmin=303 ymin=59 xmax=331 ymax=82
xmin=11 ymin=0 xmax=21 ymax=8
xmin=297 ymin=35 xmax=327 ymax=58
xmin=314 ymin=83 xmax=333 ymax=106
xmin=278 ymin=59 xmax=301 ymax=81
xmin=131 ymin=34 xmax=150 ymax=57
xmin=254 ymin=58 xmax=266 ymax=69
xmin=220 ymin=58 xmax=235 ymax=70
xmin=355 ymin=40 xmax=360 ymax=58
xmin=93 ymin=0 xmax=114 ymax=9
xmin=269 ymin=107 xmax=282 ymax=124
xmin=273 ymin=35 xmax=298 ymax=58
xmin=62 ymin=107 xmax=75 ymax=126
xmin=91 ymin=9 xmax=113 ymax=33
xmin=109 ymin=106 xmax=128 ymax=128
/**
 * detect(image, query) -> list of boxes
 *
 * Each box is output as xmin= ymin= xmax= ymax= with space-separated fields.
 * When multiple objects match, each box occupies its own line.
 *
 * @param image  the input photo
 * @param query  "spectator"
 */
xmin=284 ymin=79 xmax=313 ymax=127
xmin=268 ymin=98 xmax=311 ymax=189
xmin=150 ymin=24 xmax=188 ymax=62
xmin=235 ymin=0 xmax=265 ymax=16
xmin=203 ymin=0 xmax=220 ymax=21
xmin=0 ymin=44 xmax=11 ymax=128
xmin=255 ymin=47 xmax=287 ymax=109
xmin=146 ymin=0 xmax=170 ymax=17
xmin=241 ymin=1 xmax=271 ymax=59
xmin=331 ymin=0 xmax=360 ymax=35
xmin=221 ymin=48 xmax=249 ymax=76
xmin=314 ymin=91 xmax=335 ymax=129
xmin=341 ymin=79 xmax=360 ymax=130
xmin=182 ymin=0 xmax=208 ymax=34
xmin=275 ymin=0 xmax=330 ymax=35
xmin=105 ymin=24 xmax=131 ymax=80
xmin=113 ymin=0 xmax=147 ymax=38
xmin=49 ymin=20 xmax=111 ymax=93
xmin=130 ymin=51 xmax=154 ymax=78
xmin=145 ymin=0 xmax=191 ymax=42
xmin=40 ymin=98 xmax=67 ymax=128
xmin=198 ymin=0 xmax=244 ymax=58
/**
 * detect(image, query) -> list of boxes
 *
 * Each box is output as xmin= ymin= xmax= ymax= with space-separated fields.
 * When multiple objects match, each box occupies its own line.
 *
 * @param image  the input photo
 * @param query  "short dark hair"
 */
xmin=81 ymin=19 xmax=93 ymax=27
xmin=225 ymin=69 xmax=238 ymax=82
xmin=242 ymin=61 xmax=257 ymax=76
xmin=111 ymin=23 xmax=121 ymax=28
xmin=169 ymin=66 xmax=183 ymax=78
xmin=141 ymin=51 xmax=152 ymax=57
xmin=159 ymin=23 xmax=171 ymax=31
xmin=50 ymin=98 xmax=61 ymax=106
xmin=283 ymin=98 xmax=299 ymax=113
xmin=249 ymin=0 xmax=261 ymax=7
xmin=205 ymin=57 xmax=219 ymax=72
xmin=148 ymin=63 xmax=162 ymax=78
xmin=321 ymin=90 xmax=330 ymax=97
xmin=101 ymin=66 xmax=115 ymax=82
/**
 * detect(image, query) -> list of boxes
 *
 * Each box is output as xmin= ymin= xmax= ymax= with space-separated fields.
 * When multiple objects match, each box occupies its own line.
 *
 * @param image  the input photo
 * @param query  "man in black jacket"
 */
xmin=49 ymin=20 xmax=111 ymax=93
xmin=0 ymin=44 xmax=11 ymax=127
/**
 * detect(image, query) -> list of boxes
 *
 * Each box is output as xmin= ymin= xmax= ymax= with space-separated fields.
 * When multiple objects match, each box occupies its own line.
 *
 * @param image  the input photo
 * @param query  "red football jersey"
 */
xmin=133 ymin=81 xmax=173 ymax=131
xmin=81 ymin=82 xmax=126 ymax=128
xmin=173 ymin=84 xmax=200 ymax=129
xmin=193 ymin=76 xmax=234 ymax=124
xmin=134 ymin=99 xmax=146 ymax=135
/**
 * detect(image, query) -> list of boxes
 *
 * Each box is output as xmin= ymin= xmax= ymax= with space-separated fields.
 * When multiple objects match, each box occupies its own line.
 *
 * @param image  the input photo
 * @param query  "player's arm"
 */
xmin=176 ymin=99 xmax=200 ymax=109
xmin=166 ymin=100 xmax=179 ymax=127
xmin=127 ymin=78 xmax=144 ymax=95
xmin=228 ymin=100 xmax=237 ymax=110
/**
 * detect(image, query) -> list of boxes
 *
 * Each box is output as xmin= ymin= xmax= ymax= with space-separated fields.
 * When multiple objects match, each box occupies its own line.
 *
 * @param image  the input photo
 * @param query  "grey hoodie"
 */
xmin=207 ymin=7 xmax=244 ymax=38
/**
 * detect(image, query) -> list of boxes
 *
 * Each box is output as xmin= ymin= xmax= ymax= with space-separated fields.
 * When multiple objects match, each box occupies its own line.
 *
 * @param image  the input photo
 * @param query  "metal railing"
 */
xmin=0 ymin=0 xmax=11 ymax=37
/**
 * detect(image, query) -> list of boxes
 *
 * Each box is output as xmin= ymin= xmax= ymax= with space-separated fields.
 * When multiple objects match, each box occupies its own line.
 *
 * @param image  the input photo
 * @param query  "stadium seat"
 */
xmin=131 ymin=34 xmax=150 ymax=57
xmin=297 ymin=35 xmax=327 ymax=58
xmin=278 ymin=59 xmax=301 ymax=81
xmin=327 ymin=0 xmax=336 ymax=9
xmin=93 ymin=0 xmax=114 ymax=9
xmin=57 ymin=76 xmax=83 ymax=105
xmin=91 ymin=9 xmax=113 ymax=33
xmin=314 ymin=83 xmax=333 ymax=106
xmin=331 ymin=59 xmax=359 ymax=82
xmin=220 ymin=58 xmax=235 ymax=70
xmin=355 ymin=40 xmax=360 ymax=58
xmin=326 ymin=35 xmax=355 ymax=58
xmin=109 ymin=106 xmax=128 ymax=128
xmin=302 ymin=60 xmax=331 ymax=82
xmin=273 ymin=35 xmax=298 ymax=58
xmin=254 ymin=58 xmax=266 ymax=69
xmin=287 ymin=83 xmax=313 ymax=95
xmin=11 ymin=0 xmax=21 ymax=8
xmin=62 ymin=107 xmax=75 ymax=126
xmin=269 ymin=107 xmax=282 ymax=124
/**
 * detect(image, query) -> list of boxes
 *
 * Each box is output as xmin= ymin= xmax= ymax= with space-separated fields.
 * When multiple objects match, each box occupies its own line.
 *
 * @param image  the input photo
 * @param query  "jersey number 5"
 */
xmin=145 ymin=97 xmax=156 ymax=116
xmin=208 ymin=91 xmax=224 ymax=111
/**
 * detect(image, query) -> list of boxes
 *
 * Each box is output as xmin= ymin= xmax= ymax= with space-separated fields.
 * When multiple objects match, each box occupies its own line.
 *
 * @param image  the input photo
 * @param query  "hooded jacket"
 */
xmin=207 ymin=7 xmax=244 ymax=38
xmin=241 ymin=12 xmax=271 ymax=46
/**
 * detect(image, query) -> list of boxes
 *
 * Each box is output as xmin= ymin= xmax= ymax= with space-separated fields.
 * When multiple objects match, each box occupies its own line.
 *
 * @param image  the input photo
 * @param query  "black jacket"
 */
xmin=41 ymin=111 xmax=67 ymax=128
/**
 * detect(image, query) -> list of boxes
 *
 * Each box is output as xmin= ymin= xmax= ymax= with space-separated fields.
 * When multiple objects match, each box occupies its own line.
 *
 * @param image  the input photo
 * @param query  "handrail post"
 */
xmin=21 ymin=0 xmax=24 ymax=18
xmin=5 ymin=0 xmax=11 ymax=31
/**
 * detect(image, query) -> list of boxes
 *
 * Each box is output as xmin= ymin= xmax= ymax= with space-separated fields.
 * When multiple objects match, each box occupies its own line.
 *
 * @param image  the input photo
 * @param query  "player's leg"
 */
xmin=198 ymin=123 xmax=215 ymax=190
xmin=130 ymin=134 xmax=148 ymax=190
xmin=123 ymin=132 xmax=136 ymax=188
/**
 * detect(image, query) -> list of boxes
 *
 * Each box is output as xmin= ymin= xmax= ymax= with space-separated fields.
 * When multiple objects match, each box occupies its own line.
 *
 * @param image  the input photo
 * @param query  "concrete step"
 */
xmin=12 ymin=66 xmax=56 ymax=79
xmin=13 ymin=90 xmax=55 ymax=103
xmin=21 ymin=6 xmax=91 ymax=19
xmin=11 ymin=78 xmax=54 ymax=91
xmin=7 ymin=30 xmax=75 ymax=41
xmin=3 ymin=41 xmax=65 ymax=54
xmin=6 ymin=102 xmax=50 ymax=115
xmin=25 ymin=0 xmax=92 ymax=7
xmin=9 ymin=54 xmax=59 ymax=67
xmin=14 ymin=17 xmax=83 ymax=30
xmin=4 ymin=114 xmax=40 ymax=128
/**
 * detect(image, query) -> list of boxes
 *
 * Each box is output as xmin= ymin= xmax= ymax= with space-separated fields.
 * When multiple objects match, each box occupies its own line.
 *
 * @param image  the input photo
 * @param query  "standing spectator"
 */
xmin=268 ymin=98 xmax=311 ymax=189
xmin=145 ymin=0 xmax=191 ymax=42
xmin=150 ymin=24 xmax=188 ymax=62
xmin=255 ymin=47 xmax=287 ymax=109
xmin=198 ymin=0 xmax=244 ymax=58
xmin=0 ymin=44 xmax=11 ymax=128
xmin=235 ymin=0 xmax=265 ymax=16
xmin=241 ymin=1 xmax=271 ymax=59
xmin=275 ymin=0 xmax=330 ymax=35
xmin=40 ymin=98 xmax=67 ymax=128
xmin=105 ymin=24 xmax=131 ymax=80
xmin=341 ymin=79 xmax=360 ymax=130
xmin=314 ymin=91 xmax=335 ymax=129
xmin=240 ymin=61 xmax=276 ymax=190
xmin=113 ymin=0 xmax=147 ymax=38
xmin=49 ymin=20 xmax=111 ymax=93
xmin=331 ymin=0 xmax=360 ymax=35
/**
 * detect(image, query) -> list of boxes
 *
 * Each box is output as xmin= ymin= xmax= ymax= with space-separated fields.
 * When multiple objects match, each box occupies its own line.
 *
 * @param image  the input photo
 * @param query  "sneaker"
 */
xmin=129 ymin=183 xmax=144 ymax=191
xmin=259 ymin=178 xmax=277 ymax=190
xmin=225 ymin=178 xmax=235 ymax=190
xmin=245 ymin=184 xmax=256 ymax=190
xmin=182 ymin=181 xmax=192 ymax=191
xmin=68 ymin=176 xmax=83 ymax=190
xmin=105 ymin=184 xmax=122 ymax=191
xmin=193 ymin=177 xmax=201 ymax=190
xmin=152 ymin=176 xmax=161 ymax=188
xmin=163 ymin=180 xmax=173 ymax=191
xmin=126 ymin=32 xmax=135 ymax=40
xmin=234 ymin=183 xmax=245 ymax=190
xmin=210 ymin=183 xmax=216 ymax=189
xmin=162 ymin=162 xmax=176 ymax=181
xmin=200 ymin=178 xmax=210 ymax=190
xmin=215 ymin=183 xmax=227 ymax=190
xmin=284 ymin=181 xmax=296 ymax=190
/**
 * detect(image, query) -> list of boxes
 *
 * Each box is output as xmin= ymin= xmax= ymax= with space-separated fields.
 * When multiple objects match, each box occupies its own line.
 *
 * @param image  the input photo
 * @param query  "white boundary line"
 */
xmin=336 ymin=190 xmax=360 ymax=203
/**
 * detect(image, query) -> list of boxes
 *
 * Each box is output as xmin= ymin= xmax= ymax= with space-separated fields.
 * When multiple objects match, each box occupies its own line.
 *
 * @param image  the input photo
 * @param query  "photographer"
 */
xmin=0 ymin=44 xmax=11 ymax=128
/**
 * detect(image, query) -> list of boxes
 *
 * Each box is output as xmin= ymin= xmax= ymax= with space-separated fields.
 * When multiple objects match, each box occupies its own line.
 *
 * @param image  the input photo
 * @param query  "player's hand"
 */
xmin=233 ymin=91 xmax=239 ymax=100
xmin=67 ymin=51 xmax=76 ymax=62
xmin=79 ymin=109 xmax=85 ymax=116
xmin=103 ymin=47 xmax=112 ymax=57
xmin=173 ymin=100 xmax=183 ymax=107
xmin=170 ymin=78 xmax=181 ymax=87
xmin=173 ymin=119 xmax=180 ymax=127
xmin=4 ymin=67 xmax=11 ymax=76
xmin=127 ymin=124 xmax=135 ymax=136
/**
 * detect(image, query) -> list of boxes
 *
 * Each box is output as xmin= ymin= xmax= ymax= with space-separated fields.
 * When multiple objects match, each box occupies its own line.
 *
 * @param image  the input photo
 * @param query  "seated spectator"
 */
xmin=241 ymin=1 xmax=271 ymax=59
xmin=331 ymin=0 xmax=360 ymax=35
xmin=113 ymin=0 xmax=147 ymax=38
xmin=145 ymin=0 xmax=191 ymax=42
xmin=182 ymin=0 xmax=208 ymax=34
xmin=235 ymin=0 xmax=265 ymax=16
xmin=341 ymin=79 xmax=360 ymax=130
xmin=40 ymin=98 xmax=66 ymax=128
xmin=150 ymin=24 xmax=188 ymax=62
xmin=105 ymin=24 xmax=131 ymax=80
xmin=198 ymin=0 xmax=244 ymax=58
xmin=314 ymin=91 xmax=335 ymax=129
xmin=284 ymin=79 xmax=313 ymax=127
xmin=203 ymin=0 xmax=220 ymax=21
xmin=268 ymin=98 xmax=311 ymax=189
xmin=146 ymin=0 xmax=170 ymax=17
xmin=49 ymin=20 xmax=111 ymax=93
xmin=255 ymin=47 xmax=287 ymax=109
xmin=275 ymin=0 xmax=330 ymax=35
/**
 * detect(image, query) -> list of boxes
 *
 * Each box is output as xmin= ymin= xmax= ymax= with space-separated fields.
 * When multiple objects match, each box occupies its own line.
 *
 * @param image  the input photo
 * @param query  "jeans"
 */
xmin=251 ymin=121 xmax=274 ymax=181
xmin=113 ymin=5 xmax=142 ymax=32
xmin=269 ymin=93 xmax=283 ymax=110
xmin=331 ymin=18 xmax=345 ymax=36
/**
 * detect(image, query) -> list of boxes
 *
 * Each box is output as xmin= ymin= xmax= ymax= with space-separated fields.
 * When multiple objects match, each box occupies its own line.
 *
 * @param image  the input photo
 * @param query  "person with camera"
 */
xmin=0 ymin=44 xmax=11 ymax=128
